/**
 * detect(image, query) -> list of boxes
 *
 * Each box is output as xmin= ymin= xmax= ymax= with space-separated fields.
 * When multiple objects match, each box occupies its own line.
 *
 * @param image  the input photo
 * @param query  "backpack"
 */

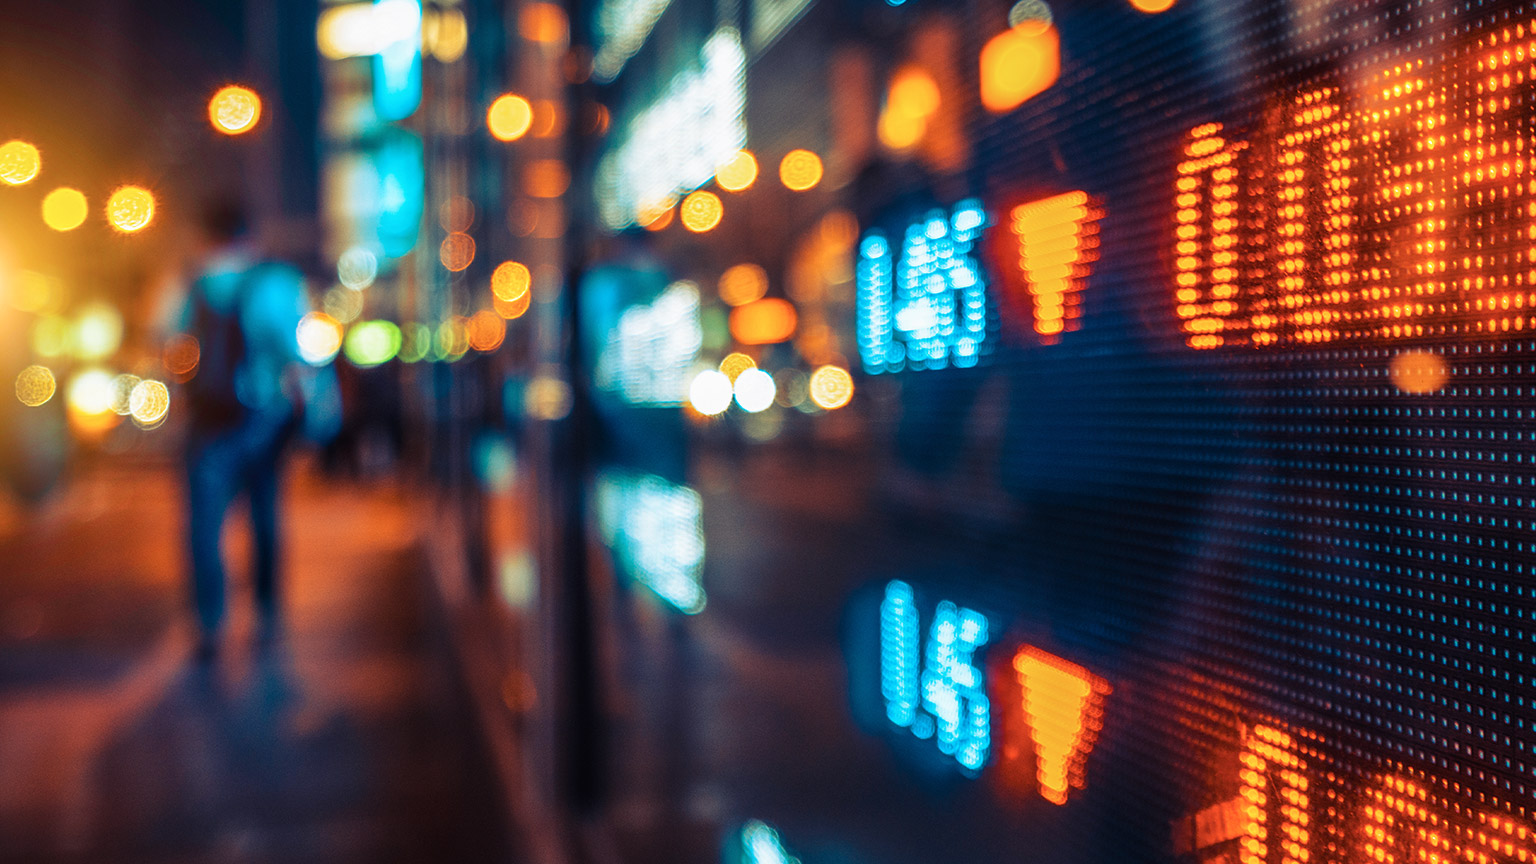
xmin=184 ymin=267 xmax=257 ymax=431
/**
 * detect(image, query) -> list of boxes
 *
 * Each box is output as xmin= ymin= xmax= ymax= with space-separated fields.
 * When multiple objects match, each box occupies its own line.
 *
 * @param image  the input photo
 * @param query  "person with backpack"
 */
xmin=173 ymin=199 xmax=336 ymax=657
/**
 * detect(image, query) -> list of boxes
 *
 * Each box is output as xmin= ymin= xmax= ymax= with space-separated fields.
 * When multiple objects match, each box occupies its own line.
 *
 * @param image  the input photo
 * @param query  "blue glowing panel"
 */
xmin=739 ymin=820 xmax=799 ymax=864
xmin=857 ymin=200 xmax=991 ymax=374
xmin=879 ymin=580 xmax=991 ymax=773
xmin=594 ymin=471 xmax=705 ymax=613
xmin=594 ymin=281 xmax=702 ymax=405
xmin=374 ymin=132 xmax=424 ymax=259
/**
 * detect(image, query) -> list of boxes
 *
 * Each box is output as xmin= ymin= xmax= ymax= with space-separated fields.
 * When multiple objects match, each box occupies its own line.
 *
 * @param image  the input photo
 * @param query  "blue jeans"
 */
xmin=185 ymin=410 xmax=292 ymax=635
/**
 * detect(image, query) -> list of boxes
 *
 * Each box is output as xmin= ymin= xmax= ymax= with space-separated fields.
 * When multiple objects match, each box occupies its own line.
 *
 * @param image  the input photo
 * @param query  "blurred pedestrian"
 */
xmin=172 ymin=199 xmax=336 ymax=657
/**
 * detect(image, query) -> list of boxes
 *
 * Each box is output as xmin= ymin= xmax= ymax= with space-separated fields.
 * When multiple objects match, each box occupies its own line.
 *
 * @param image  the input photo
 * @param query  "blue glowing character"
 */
xmin=879 ymin=580 xmax=992 ymax=773
xmin=857 ymin=200 xmax=991 ymax=373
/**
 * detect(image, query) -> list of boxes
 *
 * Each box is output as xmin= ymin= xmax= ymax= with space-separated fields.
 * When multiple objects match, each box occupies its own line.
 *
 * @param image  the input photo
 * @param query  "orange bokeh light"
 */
xmin=440 ymin=232 xmax=476 ymax=271
xmin=807 ymin=365 xmax=853 ymax=409
xmin=680 ymin=190 xmax=723 ymax=233
xmin=491 ymin=261 xmax=532 ymax=302
xmin=718 ymin=352 xmax=756 ymax=384
xmin=494 ymin=290 xmax=532 ymax=320
xmin=208 ymin=85 xmax=262 ymax=135
xmin=1390 ymin=350 xmax=1448 ymax=394
xmin=524 ymin=159 xmax=570 ymax=198
xmin=518 ymin=3 xmax=569 ymax=45
xmin=106 ymin=185 xmax=155 ymax=233
xmin=778 ymin=149 xmax=823 ymax=191
xmin=980 ymin=22 xmax=1060 ymax=114
xmin=468 ymin=310 xmax=507 ymax=352
xmin=1129 ymin=0 xmax=1176 ymax=11
xmin=728 ymin=298 xmax=797 ymax=345
xmin=718 ymin=263 xmax=768 ymax=306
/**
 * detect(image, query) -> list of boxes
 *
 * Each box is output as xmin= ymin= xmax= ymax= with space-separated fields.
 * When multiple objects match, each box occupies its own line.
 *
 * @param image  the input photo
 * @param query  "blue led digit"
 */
xmin=856 ymin=200 xmax=991 ymax=374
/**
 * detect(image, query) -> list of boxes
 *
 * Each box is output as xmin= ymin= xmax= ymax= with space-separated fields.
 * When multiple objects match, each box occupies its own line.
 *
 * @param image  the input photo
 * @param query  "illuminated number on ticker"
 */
xmin=1175 ymin=123 xmax=1251 ymax=348
xmin=879 ymin=580 xmax=992 ymax=773
xmin=1238 ymin=725 xmax=1311 ymax=864
xmin=857 ymin=200 xmax=990 ymax=373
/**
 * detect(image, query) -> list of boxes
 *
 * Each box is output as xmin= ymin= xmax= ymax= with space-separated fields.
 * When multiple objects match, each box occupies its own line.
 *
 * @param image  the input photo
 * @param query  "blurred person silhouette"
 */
xmin=172 ymin=198 xmax=339 ymax=657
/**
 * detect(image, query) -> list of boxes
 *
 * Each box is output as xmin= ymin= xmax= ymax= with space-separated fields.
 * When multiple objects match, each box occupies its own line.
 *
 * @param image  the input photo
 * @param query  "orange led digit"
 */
xmin=1012 ymin=647 xmax=1110 ymax=805
xmin=1010 ymin=192 xmax=1102 ymax=343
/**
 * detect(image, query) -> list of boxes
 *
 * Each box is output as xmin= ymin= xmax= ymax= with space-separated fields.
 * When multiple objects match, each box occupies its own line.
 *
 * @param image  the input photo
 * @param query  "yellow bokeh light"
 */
xmin=808 ymin=365 xmax=854 ymax=410
xmin=980 ymin=22 xmax=1060 ymax=114
xmin=15 ymin=365 xmax=56 ymax=407
xmin=1129 ymin=0 xmax=1176 ymax=11
xmin=129 ymin=379 xmax=170 ymax=427
xmin=680 ymin=190 xmax=723 ymax=233
xmin=491 ymin=261 xmax=532 ymax=302
xmin=440 ymin=232 xmax=476 ymax=271
xmin=209 ymin=85 xmax=262 ymax=135
xmin=718 ymin=263 xmax=768 ymax=306
xmin=715 ymin=149 xmax=758 ymax=192
xmin=719 ymin=351 xmax=756 ymax=383
xmin=488 ymin=94 xmax=534 ymax=142
xmin=779 ymin=149 xmax=823 ymax=191
xmin=889 ymin=65 xmax=941 ymax=120
xmin=878 ymin=109 xmax=927 ymax=151
xmin=426 ymin=8 xmax=468 ymax=62
xmin=41 ymin=188 xmax=88 ymax=232
xmin=0 ymin=140 xmax=41 ymax=186
xmin=106 ymin=186 xmax=155 ymax=233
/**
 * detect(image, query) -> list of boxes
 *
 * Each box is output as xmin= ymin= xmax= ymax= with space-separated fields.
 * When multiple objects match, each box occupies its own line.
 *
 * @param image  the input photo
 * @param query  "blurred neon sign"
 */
xmin=595 ymin=28 xmax=746 ymax=229
xmin=857 ymin=200 xmax=991 ymax=373
xmin=594 ymin=280 xmax=702 ymax=405
xmin=1174 ymin=24 xmax=1536 ymax=349
xmin=880 ymin=581 xmax=992 ymax=773
xmin=1004 ymin=191 xmax=1102 ymax=344
xmin=594 ymin=472 xmax=705 ymax=613
xmin=370 ymin=0 xmax=422 ymax=121
xmin=1172 ymin=721 xmax=1536 ymax=864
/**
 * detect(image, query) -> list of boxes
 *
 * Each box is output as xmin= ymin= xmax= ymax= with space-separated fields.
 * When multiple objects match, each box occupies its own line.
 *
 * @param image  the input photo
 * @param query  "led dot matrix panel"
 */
xmin=887 ymin=1 xmax=1536 ymax=862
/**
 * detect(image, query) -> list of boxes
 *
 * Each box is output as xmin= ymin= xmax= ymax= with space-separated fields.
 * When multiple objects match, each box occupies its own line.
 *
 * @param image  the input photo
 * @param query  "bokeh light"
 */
xmin=732 ymin=367 xmax=776 ymax=413
xmin=425 ymin=8 xmax=468 ymax=61
xmin=715 ymin=149 xmax=758 ymax=192
xmin=492 ymin=261 xmax=532 ymax=301
xmin=110 ymin=374 xmax=141 ymax=415
xmin=779 ymin=149 xmax=823 ymax=191
xmin=525 ymin=159 xmax=571 ymax=198
xmin=774 ymin=368 xmax=808 ymax=407
xmin=209 ymin=85 xmax=262 ymax=135
xmin=808 ymin=364 xmax=854 ymax=409
xmin=42 ymin=188 xmax=88 ymax=232
xmin=438 ymin=195 xmax=475 ymax=232
xmin=66 ymin=368 xmax=116 ymax=417
xmin=689 ymin=369 xmax=733 ymax=415
xmin=399 ymin=323 xmax=431 ymax=363
xmin=1391 ymin=350 xmax=1448 ymax=394
xmin=680 ymin=190 xmax=723 ymax=233
xmin=32 ymin=316 xmax=73 ymax=358
xmin=440 ymin=232 xmax=476 ymax=271
xmin=14 ymin=365 xmax=56 ymax=407
xmin=880 ymin=66 xmax=940 ymax=151
xmin=980 ymin=21 xmax=1060 ymax=113
xmin=0 ymin=140 xmax=41 ymax=186
xmin=163 ymin=334 xmax=200 ymax=380
xmin=525 ymin=374 xmax=573 ymax=420
xmin=468 ymin=309 xmax=507 ymax=352
xmin=322 ymin=285 xmax=364 ymax=323
xmin=488 ymin=94 xmax=534 ymax=141
xmin=297 ymin=312 xmax=344 ymax=365
xmin=641 ymin=203 xmax=674 ymax=231
xmin=74 ymin=302 xmax=124 ymax=361
xmin=729 ymin=298 xmax=798 ymax=345
xmin=10 ymin=271 xmax=60 ymax=313
xmin=337 ymin=246 xmax=379 ymax=289
xmin=495 ymin=290 xmax=533 ymax=320
xmin=343 ymin=320 xmax=403 ymax=367
xmin=1129 ymin=0 xmax=1176 ymax=11
xmin=436 ymin=317 xmax=470 ymax=360
xmin=106 ymin=186 xmax=155 ymax=233
xmin=519 ymin=3 xmax=570 ymax=45
xmin=718 ymin=351 xmax=756 ymax=384
xmin=718 ymin=263 xmax=768 ymax=306
xmin=129 ymin=379 xmax=170 ymax=428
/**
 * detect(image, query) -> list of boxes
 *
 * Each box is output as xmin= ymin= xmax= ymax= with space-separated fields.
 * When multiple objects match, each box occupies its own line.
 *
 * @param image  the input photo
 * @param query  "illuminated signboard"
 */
xmin=595 ymin=28 xmax=747 ymax=229
xmin=594 ymin=471 xmax=705 ymax=613
xmin=594 ymin=280 xmax=702 ymax=405
xmin=857 ymin=199 xmax=991 ymax=373
xmin=1173 ymin=26 xmax=1536 ymax=349
xmin=370 ymin=0 xmax=422 ymax=121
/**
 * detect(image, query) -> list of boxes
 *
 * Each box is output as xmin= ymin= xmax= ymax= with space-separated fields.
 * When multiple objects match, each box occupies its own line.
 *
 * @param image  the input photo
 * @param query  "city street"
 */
xmin=0 ymin=457 xmax=509 ymax=863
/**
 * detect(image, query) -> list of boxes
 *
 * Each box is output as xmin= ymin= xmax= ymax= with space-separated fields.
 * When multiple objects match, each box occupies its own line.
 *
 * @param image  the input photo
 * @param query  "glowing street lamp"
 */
xmin=208 ymin=85 xmax=262 ymax=135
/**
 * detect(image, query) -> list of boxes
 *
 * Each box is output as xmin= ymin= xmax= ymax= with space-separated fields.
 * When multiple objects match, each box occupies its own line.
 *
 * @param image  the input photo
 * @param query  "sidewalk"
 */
xmin=0 ymin=458 xmax=510 ymax=863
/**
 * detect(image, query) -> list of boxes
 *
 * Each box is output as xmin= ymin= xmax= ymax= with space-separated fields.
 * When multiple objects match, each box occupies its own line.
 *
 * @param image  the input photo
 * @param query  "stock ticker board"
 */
xmin=847 ymin=2 xmax=1536 ymax=864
